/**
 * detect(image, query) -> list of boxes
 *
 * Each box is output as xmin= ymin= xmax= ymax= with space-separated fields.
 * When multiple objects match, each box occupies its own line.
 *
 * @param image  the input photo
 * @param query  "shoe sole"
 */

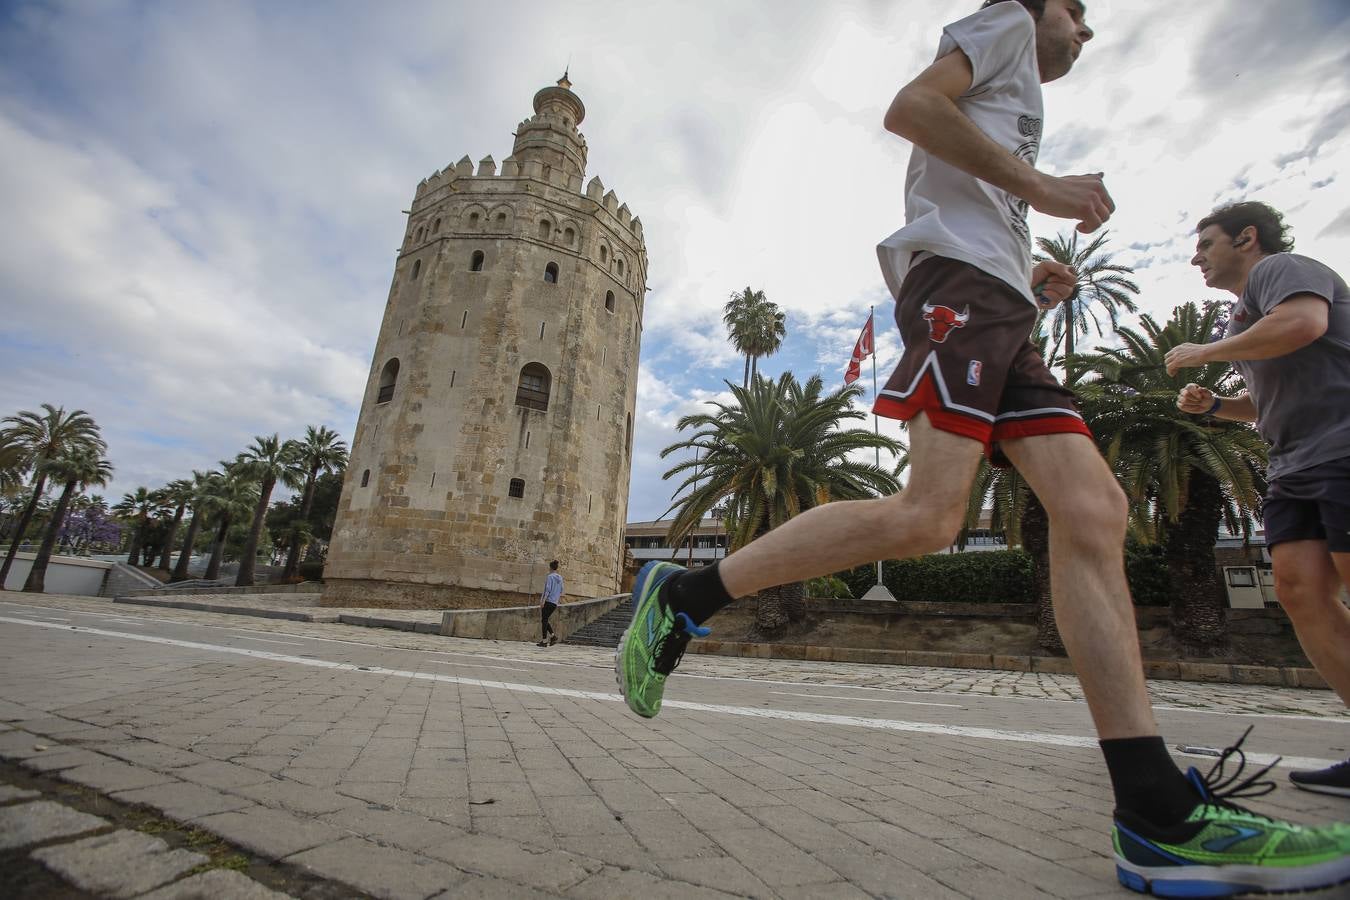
xmin=615 ymin=562 xmax=670 ymax=718
xmin=1289 ymin=780 xmax=1350 ymax=798
xmin=1116 ymin=854 xmax=1350 ymax=897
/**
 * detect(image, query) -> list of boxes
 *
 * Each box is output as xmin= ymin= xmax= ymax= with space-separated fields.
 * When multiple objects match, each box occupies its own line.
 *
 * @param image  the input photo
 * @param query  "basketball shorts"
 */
xmin=873 ymin=256 xmax=1092 ymax=463
xmin=1264 ymin=456 xmax=1350 ymax=553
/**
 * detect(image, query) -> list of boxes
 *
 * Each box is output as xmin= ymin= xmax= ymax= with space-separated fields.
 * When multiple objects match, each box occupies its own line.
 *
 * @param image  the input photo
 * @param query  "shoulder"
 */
xmin=945 ymin=2 xmax=1036 ymax=46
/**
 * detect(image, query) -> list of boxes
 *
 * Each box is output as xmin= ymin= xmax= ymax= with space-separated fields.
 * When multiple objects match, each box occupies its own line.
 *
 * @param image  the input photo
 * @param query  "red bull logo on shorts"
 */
xmin=921 ymin=302 xmax=970 ymax=344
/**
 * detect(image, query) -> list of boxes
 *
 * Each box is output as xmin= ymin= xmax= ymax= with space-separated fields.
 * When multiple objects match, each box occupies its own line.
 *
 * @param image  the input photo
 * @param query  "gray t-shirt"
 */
xmin=1226 ymin=253 xmax=1350 ymax=480
xmin=876 ymin=2 xmax=1043 ymax=305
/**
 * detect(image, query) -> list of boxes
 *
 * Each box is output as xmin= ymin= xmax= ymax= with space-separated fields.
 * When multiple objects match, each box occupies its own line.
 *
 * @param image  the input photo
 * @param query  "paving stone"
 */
xmin=138 ymin=868 xmax=296 ymax=900
xmin=423 ymin=832 xmax=597 ymax=893
xmin=32 ymin=828 xmax=208 ymax=898
xmin=0 ymin=800 xmax=108 ymax=849
xmin=566 ymin=865 xmax=740 ymax=899
xmin=287 ymin=836 xmax=467 ymax=900
xmin=19 ymin=747 xmax=107 ymax=772
xmin=60 ymin=758 xmax=178 ymax=792
xmin=429 ymin=875 xmax=562 ymax=899
xmin=232 ymin=779 xmax=361 ymax=815
xmin=194 ymin=806 xmax=345 ymax=859
xmin=115 ymin=780 xmax=254 ymax=820
xmin=0 ymin=784 xmax=40 ymax=803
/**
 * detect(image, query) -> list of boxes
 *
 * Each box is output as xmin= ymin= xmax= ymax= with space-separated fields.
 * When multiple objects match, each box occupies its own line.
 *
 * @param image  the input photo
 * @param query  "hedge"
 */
xmin=835 ymin=541 xmax=1173 ymax=607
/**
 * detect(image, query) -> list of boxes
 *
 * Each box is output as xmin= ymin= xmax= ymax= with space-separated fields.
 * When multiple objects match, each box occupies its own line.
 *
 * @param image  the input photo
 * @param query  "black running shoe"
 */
xmin=1290 ymin=758 xmax=1350 ymax=798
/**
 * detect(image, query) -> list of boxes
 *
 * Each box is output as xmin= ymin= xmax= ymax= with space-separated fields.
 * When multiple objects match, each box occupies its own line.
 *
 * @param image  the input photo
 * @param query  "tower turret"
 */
xmin=509 ymin=72 xmax=588 ymax=178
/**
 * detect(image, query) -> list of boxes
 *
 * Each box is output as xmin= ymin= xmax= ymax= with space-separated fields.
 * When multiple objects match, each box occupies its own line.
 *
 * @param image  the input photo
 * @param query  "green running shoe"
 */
xmin=615 ymin=561 xmax=710 ymax=718
xmin=1114 ymin=729 xmax=1350 ymax=897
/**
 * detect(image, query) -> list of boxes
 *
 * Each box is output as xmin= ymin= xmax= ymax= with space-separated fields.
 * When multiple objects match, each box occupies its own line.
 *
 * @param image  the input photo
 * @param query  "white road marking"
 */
xmin=0 ymin=614 xmax=1336 ymax=771
xmin=227 ymin=636 xmax=304 ymax=646
xmin=770 ymin=691 xmax=962 ymax=709
xmin=428 ymin=661 xmax=525 ymax=672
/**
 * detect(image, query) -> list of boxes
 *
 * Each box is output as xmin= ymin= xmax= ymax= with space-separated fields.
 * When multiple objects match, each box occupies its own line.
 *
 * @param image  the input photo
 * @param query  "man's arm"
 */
xmin=1165 ymin=296 xmax=1328 ymax=374
xmin=884 ymin=51 xmax=1114 ymax=231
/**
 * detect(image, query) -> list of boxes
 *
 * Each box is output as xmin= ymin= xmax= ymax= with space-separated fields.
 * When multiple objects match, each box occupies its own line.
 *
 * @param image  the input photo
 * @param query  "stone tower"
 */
xmin=324 ymin=75 xmax=646 ymax=609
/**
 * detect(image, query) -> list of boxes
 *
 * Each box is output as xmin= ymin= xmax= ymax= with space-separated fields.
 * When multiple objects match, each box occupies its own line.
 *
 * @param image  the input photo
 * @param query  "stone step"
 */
xmin=563 ymin=600 xmax=634 ymax=649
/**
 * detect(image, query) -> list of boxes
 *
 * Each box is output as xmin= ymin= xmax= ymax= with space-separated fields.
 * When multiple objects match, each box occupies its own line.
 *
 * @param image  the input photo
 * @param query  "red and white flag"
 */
xmin=843 ymin=313 xmax=875 ymax=385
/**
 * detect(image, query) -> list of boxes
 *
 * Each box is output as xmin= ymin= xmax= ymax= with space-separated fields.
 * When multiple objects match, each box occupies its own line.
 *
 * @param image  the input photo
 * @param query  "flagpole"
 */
xmin=870 ymin=306 xmax=883 ymax=591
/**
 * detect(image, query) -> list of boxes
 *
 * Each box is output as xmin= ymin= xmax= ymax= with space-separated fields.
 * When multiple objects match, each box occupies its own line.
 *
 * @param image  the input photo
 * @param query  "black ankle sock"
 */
xmin=666 ymin=562 xmax=735 ymax=626
xmin=1100 ymin=736 xmax=1199 ymax=827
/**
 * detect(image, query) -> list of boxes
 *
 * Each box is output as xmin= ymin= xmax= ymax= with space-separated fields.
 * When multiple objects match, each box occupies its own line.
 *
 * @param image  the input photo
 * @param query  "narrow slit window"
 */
xmin=525 ymin=431 xmax=531 ymax=449
xmin=361 ymin=469 xmax=370 ymax=487
xmin=539 ymin=321 xmax=546 ymax=340
xmin=450 ymin=370 xmax=456 ymax=388
xmin=461 ymin=310 xmax=468 ymax=329
xmin=430 ymin=472 xmax=436 ymax=488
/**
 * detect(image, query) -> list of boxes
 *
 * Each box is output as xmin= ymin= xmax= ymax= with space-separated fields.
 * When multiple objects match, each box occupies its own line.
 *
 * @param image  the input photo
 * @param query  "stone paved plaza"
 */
xmin=2 ymin=593 xmax=1348 ymax=898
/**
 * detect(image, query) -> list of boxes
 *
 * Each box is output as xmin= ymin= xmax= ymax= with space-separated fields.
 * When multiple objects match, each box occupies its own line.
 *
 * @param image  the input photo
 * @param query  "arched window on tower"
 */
xmin=468 ymin=212 xmax=479 ymax=228
xmin=564 ymin=227 xmax=576 ymax=246
xmin=432 ymin=218 xmax=442 ymax=234
xmin=544 ymin=262 xmax=559 ymax=284
xmin=361 ymin=469 xmax=370 ymax=487
xmin=470 ymin=251 xmax=485 ymax=272
xmin=600 ymin=245 xmax=609 ymax=264
xmin=515 ymin=363 xmax=551 ymax=412
xmin=617 ymin=258 xmax=625 ymax=278
xmin=538 ymin=219 xmax=552 ymax=240
xmin=377 ymin=358 xmax=400 ymax=404
xmin=605 ymin=291 xmax=615 ymax=313
xmin=411 ymin=259 xmax=421 ymax=279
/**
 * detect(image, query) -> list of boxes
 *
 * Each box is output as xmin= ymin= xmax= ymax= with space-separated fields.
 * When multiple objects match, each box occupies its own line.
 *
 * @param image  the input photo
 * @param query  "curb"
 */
xmin=113 ymin=597 xmax=339 ymax=623
xmin=686 ymin=640 xmax=1330 ymax=690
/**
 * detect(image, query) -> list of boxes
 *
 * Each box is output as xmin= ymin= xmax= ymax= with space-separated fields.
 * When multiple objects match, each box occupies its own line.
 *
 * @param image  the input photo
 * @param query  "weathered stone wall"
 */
xmin=326 ymin=79 xmax=644 ymax=610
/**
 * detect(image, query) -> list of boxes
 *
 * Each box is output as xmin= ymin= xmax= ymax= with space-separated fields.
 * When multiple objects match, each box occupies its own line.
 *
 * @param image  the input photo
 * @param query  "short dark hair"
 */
xmin=549 ymin=559 xmax=559 ymax=570
xmin=1197 ymin=202 xmax=1295 ymax=255
xmin=981 ymin=0 xmax=1046 ymax=19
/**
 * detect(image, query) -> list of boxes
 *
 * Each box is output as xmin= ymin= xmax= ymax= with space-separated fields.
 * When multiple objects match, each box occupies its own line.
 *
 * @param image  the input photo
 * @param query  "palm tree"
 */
xmin=198 ymin=466 xmax=259 ymax=582
xmin=723 ymin=287 xmax=787 ymax=385
xmin=23 ymin=448 xmax=113 ymax=593
xmin=1076 ymin=302 xmax=1266 ymax=652
xmin=233 ymin=434 xmax=304 ymax=586
xmin=280 ymin=426 xmax=348 ymax=581
xmin=113 ymin=487 xmax=160 ymax=567
xmin=0 ymin=429 xmax=29 ymax=497
xmin=154 ymin=479 xmax=196 ymax=573
xmin=1034 ymin=231 xmax=1141 ymax=359
xmin=170 ymin=471 xmax=212 ymax=582
xmin=660 ymin=373 xmax=900 ymax=632
xmin=0 ymin=404 xmax=105 ymax=588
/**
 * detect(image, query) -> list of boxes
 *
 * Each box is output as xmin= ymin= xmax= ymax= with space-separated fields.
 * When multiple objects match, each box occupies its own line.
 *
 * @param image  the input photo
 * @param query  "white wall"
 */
xmin=1 ymin=553 xmax=111 ymax=596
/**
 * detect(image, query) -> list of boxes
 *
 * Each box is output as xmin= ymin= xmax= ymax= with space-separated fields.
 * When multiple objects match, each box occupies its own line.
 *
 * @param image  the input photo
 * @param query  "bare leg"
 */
xmin=1274 ymin=542 xmax=1350 ymax=706
xmin=717 ymin=414 xmax=983 ymax=599
xmin=1000 ymin=432 xmax=1157 ymax=740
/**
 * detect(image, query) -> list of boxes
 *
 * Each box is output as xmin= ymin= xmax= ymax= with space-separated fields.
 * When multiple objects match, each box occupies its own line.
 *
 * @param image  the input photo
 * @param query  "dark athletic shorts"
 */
xmin=1263 ymin=456 xmax=1350 ymax=553
xmin=874 ymin=256 xmax=1091 ymax=461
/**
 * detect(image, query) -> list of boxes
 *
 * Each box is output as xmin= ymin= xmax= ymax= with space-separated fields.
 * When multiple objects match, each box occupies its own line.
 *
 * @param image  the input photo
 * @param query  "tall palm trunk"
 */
xmin=157 ymin=502 xmax=187 ymax=572
xmin=1165 ymin=470 xmax=1228 ymax=653
xmin=742 ymin=356 xmax=751 ymax=387
xmin=235 ymin=474 xmax=275 ymax=586
xmin=171 ymin=510 xmax=202 ymax=582
xmin=204 ymin=515 xmax=231 ymax=581
xmin=23 ymin=479 xmax=76 ymax=593
xmin=282 ymin=466 xmax=320 ymax=580
xmin=125 ymin=514 xmax=147 ymax=566
xmin=1 ymin=473 xmax=47 ymax=588
xmin=1023 ymin=493 xmax=1063 ymax=654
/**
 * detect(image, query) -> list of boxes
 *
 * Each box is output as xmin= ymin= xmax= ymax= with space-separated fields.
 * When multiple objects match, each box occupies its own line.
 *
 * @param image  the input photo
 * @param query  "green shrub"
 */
xmin=837 ymin=549 xmax=1035 ymax=604
xmin=1125 ymin=541 xmax=1171 ymax=606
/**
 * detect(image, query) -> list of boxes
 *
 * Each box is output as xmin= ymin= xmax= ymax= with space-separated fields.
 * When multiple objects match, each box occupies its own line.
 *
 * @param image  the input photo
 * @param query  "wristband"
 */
xmin=1206 ymin=397 xmax=1222 ymax=416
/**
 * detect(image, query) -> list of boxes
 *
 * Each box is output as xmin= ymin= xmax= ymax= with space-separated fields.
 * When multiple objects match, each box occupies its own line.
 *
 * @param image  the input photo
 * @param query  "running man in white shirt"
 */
xmin=618 ymin=2 xmax=1350 ymax=895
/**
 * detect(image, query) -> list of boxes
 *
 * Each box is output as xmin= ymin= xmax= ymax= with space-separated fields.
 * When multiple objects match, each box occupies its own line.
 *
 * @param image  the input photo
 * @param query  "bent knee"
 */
xmin=878 ymin=492 xmax=965 ymax=554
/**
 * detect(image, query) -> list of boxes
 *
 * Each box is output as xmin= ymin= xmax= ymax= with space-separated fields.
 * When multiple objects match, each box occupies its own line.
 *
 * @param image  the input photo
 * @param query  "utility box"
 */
xmin=1257 ymin=568 xmax=1279 ymax=607
xmin=1224 ymin=566 xmax=1266 ymax=609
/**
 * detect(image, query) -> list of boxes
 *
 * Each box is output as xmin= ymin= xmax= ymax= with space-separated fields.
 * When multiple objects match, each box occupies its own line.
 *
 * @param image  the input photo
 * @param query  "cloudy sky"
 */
xmin=2 ymin=0 xmax=1348 ymax=523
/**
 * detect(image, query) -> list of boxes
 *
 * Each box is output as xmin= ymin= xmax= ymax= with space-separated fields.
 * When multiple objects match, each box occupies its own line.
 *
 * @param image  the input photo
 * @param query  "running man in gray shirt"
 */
xmin=1168 ymin=200 xmax=1350 ymax=797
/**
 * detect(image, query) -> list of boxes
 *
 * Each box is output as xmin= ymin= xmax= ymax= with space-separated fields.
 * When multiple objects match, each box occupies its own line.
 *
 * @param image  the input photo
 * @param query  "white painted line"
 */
xmin=228 ymin=636 xmax=304 ymax=646
xmin=0 ymin=614 xmax=1336 ymax=771
xmin=428 ymin=661 xmax=525 ymax=672
xmin=770 ymin=691 xmax=963 ymax=709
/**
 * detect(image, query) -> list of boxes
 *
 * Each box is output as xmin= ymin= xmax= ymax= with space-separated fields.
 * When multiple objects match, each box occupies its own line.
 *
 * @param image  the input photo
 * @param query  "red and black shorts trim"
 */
xmin=873 ymin=256 xmax=1092 ymax=462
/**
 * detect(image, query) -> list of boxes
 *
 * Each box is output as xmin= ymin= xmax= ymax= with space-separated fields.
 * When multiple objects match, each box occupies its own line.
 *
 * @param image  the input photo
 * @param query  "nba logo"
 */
xmin=967 ymin=360 xmax=983 ymax=386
